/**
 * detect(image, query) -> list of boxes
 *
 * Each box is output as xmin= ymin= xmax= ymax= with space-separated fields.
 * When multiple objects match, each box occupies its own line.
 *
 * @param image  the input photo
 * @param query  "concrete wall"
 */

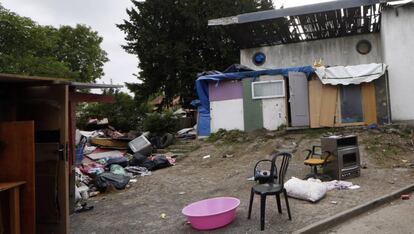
xmin=240 ymin=34 xmax=382 ymax=69
xmin=381 ymin=5 xmax=414 ymax=121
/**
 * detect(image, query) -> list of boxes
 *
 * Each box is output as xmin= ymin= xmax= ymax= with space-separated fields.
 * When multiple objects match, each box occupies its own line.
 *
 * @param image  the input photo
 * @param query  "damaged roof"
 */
xmin=209 ymin=0 xmax=385 ymax=49
xmin=0 ymin=73 xmax=123 ymax=89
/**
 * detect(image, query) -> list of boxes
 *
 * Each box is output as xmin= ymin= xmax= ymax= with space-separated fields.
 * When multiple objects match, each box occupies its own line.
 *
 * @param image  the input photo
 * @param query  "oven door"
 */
xmin=338 ymin=147 xmax=360 ymax=170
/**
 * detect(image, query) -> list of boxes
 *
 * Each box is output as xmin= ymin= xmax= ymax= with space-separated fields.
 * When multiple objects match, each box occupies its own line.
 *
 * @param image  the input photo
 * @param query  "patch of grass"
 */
xmin=400 ymin=128 xmax=413 ymax=139
xmin=277 ymin=124 xmax=287 ymax=131
xmin=207 ymin=129 xmax=249 ymax=144
xmin=301 ymin=128 xmax=334 ymax=139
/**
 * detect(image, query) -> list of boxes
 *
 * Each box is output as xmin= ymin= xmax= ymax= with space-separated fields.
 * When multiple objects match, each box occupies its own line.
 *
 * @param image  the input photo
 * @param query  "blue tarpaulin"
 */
xmin=195 ymin=66 xmax=315 ymax=136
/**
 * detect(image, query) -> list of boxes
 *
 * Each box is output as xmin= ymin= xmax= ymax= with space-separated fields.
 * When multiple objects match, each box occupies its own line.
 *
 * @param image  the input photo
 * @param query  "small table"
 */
xmin=0 ymin=181 xmax=26 ymax=234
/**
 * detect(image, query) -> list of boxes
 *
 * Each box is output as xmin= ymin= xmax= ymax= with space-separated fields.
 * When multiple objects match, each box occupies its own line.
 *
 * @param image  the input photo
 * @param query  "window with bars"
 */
xmin=251 ymin=80 xmax=285 ymax=99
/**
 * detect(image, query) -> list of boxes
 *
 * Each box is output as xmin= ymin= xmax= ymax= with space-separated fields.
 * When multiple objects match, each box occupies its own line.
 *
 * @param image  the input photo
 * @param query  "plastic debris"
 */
xmin=160 ymin=213 xmax=167 ymax=219
xmin=202 ymin=155 xmax=211 ymax=159
xmin=110 ymin=164 xmax=126 ymax=176
xmin=89 ymin=191 xmax=100 ymax=197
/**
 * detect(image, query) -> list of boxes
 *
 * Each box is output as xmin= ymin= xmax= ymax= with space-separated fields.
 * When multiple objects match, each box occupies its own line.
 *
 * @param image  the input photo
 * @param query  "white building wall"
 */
xmin=381 ymin=5 xmax=414 ymax=121
xmin=240 ymin=34 xmax=382 ymax=70
xmin=210 ymin=99 xmax=244 ymax=132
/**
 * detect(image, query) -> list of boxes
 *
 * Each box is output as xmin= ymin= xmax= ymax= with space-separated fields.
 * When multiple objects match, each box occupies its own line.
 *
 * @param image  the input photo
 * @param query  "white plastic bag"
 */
xmin=284 ymin=177 xmax=328 ymax=202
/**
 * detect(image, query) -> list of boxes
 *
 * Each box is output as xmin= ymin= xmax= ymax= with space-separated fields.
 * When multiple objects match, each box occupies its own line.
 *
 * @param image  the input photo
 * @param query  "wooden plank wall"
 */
xmin=308 ymin=77 xmax=323 ymax=128
xmin=319 ymin=85 xmax=338 ymax=127
xmin=0 ymin=121 xmax=36 ymax=234
xmin=309 ymin=80 xmax=378 ymax=128
xmin=362 ymin=83 xmax=377 ymax=125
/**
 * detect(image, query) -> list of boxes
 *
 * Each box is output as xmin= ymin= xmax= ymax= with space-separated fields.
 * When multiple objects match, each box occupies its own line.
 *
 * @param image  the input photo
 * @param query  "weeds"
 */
xmin=207 ymin=129 xmax=249 ymax=144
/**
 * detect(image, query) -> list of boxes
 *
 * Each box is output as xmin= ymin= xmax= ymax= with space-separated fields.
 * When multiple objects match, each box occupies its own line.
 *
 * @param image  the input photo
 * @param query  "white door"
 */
xmin=262 ymin=98 xmax=286 ymax=130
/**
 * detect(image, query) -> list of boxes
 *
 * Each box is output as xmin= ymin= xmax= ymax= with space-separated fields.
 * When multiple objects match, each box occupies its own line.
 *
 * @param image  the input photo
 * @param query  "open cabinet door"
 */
xmin=0 ymin=121 xmax=36 ymax=234
xmin=18 ymin=85 xmax=69 ymax=234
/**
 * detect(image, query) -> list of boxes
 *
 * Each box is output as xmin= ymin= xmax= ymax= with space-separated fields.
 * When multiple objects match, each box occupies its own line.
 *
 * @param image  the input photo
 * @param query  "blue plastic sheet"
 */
xmin=195 ymin=66 xmax=315 ymax=136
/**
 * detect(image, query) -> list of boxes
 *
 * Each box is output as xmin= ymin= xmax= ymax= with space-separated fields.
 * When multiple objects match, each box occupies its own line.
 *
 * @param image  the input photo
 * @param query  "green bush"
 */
xmin=142 ymin=111 xmax=177 ymax=134
xmin=76 ymin=92 xmax=151 ymax=131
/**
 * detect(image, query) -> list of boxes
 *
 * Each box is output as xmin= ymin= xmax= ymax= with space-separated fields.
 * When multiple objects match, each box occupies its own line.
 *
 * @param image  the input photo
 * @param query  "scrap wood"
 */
xmin=90 ymin=137 xmax=129 ymax=149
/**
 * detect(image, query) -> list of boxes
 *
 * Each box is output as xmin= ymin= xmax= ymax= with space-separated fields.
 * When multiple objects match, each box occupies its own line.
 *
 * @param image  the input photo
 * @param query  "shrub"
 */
xmin=76 ymin=92 xmax=151 ymax=131
xmin=142 ymin=111 xmax=177 ymax=134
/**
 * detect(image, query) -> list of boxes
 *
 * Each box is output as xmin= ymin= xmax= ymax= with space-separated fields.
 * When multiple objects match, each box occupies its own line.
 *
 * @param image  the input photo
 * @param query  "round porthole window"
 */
xmin=252 ymin=52 xmax=266 ymax=66
xmin=356 ymin=40 xmax=372 ymax=55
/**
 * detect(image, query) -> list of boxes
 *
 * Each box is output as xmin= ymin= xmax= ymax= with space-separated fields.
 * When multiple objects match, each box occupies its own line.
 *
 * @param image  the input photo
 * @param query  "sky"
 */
xmin=1 ymin=0 xmax=332 ymax=92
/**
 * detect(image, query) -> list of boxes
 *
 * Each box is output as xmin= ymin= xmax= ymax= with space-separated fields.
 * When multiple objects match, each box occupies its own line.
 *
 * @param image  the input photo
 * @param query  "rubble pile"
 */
xmin=74 ymin=118 xmax=185 ymax=212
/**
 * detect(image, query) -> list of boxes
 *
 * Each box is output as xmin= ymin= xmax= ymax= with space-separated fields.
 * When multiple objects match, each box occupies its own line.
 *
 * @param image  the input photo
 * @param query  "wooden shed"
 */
xmin=0 ymin=73 xmax=121 ymax=234
xmin=309 ymin=64 xmax=391 ymax=128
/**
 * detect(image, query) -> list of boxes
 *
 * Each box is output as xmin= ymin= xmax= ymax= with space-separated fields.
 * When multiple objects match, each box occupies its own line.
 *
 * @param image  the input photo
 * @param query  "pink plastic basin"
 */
xmin=182 ymin=197 xmax=240 ymax=230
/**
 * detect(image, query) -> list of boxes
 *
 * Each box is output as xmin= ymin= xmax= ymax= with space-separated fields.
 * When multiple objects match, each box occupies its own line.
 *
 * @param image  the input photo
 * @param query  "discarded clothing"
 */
xmin=106 ymin=157 xmax=128 ymax=168
xmin=80 ymin=163 xmax=105 ymax=176
xmin=129 ymin=152 xmax=148 ymax=166
xmin=83 ymin=145 xmax=97 ymax=155
xmin=129 ymin=153 xmax=172 ymax=171
xmin=320 ymin=179 xmax=360 ymax=190
xmin=125 ymin=166 xmax=152 ymax=176
xmin=94 ymin=172 xmax=130 ymax=192
xmin=75 ymin=168 xmax=92 ymax=185
xmin=151 ymin=155 xmax=172 ymax=170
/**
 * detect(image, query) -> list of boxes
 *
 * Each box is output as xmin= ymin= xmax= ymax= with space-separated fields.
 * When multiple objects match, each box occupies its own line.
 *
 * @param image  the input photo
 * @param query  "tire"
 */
xmin=159 ymin=133 xmax=174 ymax=149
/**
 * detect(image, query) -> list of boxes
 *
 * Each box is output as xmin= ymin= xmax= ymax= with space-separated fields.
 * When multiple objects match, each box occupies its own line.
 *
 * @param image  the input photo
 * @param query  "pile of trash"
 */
xmin=74 ymin=118 xmax=180 ymax=212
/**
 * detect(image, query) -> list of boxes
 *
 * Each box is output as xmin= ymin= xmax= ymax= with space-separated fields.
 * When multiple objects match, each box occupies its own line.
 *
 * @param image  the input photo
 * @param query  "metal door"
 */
xmin=288 ymin=72 xmax=310 ymax=127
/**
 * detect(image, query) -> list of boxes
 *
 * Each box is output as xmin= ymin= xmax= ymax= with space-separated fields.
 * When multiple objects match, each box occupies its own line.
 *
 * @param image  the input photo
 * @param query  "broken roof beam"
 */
xmin=208 ymin=0 xmax=383 ymax=26
xmin=69 ymin=92 xmax=116 ymax=103
xmin=208 ymin=16 xmax=238 ymax=26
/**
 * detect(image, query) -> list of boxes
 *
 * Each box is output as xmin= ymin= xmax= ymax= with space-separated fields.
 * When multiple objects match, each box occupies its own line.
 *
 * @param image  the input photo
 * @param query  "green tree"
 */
xmin=55 ymin=25 xmax=109 ymax=82
xmin=0 ymin=5 xmax=108 ymax=82
xmin=77 ymin=92 xmax=151 ymax=131
xmin=118 ymin=0 xmax=273 ymax=104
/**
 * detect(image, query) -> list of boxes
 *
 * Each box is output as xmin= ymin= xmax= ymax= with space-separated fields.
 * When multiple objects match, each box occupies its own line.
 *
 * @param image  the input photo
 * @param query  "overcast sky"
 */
xmin=1 ymin=0 xmax=331 ymax=92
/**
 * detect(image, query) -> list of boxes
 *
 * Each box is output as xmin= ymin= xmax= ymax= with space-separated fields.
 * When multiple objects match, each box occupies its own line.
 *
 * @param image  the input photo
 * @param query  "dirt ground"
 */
xmin=70 ymin=126 xmax=414 ymax=234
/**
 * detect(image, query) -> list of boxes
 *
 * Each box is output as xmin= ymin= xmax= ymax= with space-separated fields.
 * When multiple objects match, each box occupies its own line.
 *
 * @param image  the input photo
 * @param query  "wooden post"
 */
xmin=9 ymin=187 xmax=20 ymax=234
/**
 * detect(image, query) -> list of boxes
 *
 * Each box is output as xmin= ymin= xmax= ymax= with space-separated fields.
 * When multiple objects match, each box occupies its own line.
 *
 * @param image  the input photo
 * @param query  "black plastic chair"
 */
xmin=247 ymin=152 xmax=292 ymax=231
